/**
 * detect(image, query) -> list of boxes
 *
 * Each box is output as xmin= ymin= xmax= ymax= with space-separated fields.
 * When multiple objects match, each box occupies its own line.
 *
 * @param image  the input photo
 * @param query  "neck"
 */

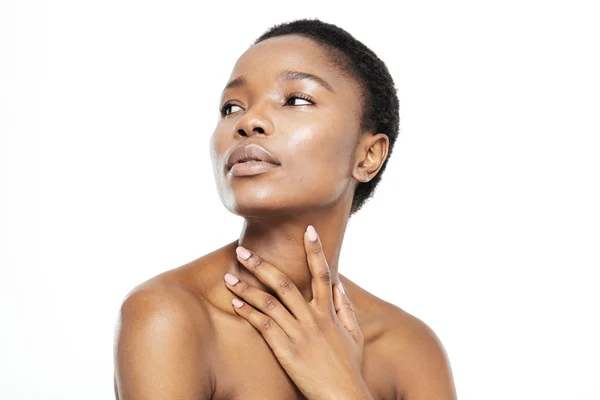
xmin=233 ymin=207 xmax=350 ymax=303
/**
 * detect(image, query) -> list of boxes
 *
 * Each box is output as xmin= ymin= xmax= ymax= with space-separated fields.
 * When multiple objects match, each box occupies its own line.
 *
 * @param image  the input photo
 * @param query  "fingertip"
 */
xmin=236 ymin=246 xmax=251 ymax=260
xmin=306 ymin=225 xmax=318 ymax=243
xmin=232 ymin=298 xmax=244 ymax=308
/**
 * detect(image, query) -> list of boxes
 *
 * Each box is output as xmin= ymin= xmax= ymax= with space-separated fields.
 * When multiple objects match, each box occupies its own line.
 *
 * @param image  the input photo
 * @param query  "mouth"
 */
xmin=229 ymin=160 xmax=280 ymax=176
xmin=226 ymin=143 xmax=281 ymax=171
xmin=229 ymin=159 xmax=280 ymax=168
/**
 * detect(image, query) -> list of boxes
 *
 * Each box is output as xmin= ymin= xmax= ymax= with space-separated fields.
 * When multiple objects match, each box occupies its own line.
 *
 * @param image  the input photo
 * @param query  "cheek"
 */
xmin=284 ymin=119 xmax=356 ymax=177
xmin=209 ymin=127 xmax=230 ymax=164
xmin=279 ymin=122 xmax=356 ymax=206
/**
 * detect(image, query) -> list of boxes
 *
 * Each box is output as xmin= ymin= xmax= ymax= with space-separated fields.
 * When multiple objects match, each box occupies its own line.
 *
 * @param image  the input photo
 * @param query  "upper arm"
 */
xmin=113 ymin=285 xmax=215 ymax=400
xmin=388 ymin=310 xmax=457 ymax=400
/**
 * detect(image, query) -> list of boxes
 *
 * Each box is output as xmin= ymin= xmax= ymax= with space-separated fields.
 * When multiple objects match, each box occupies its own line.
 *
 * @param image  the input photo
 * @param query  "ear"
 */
xmin=352 ymin=133 xmax=389 ymax=183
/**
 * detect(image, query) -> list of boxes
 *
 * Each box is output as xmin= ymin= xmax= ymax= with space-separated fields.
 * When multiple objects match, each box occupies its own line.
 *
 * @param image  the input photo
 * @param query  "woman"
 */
xmin=114 ymin=18 xmax=456 ymax=400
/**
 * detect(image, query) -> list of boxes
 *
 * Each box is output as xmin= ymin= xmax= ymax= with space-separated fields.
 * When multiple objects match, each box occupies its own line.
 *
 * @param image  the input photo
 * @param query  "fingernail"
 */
xmin=338 ymin=282 xmax=345 ymax=295
xmin=224 ymin=273 xmax=239 ymax=285
xmin=232 ymin=298 xmax=244 ymax=308
xmin=307 ymin=225 xmax=318 ymax=242
xmin=236 ymin=246 xmax=251 ymax=260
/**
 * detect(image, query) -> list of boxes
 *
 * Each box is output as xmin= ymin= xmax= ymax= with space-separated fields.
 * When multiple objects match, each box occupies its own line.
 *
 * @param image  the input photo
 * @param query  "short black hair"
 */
xmin=253 ymin=18 xmax=400 ymax=216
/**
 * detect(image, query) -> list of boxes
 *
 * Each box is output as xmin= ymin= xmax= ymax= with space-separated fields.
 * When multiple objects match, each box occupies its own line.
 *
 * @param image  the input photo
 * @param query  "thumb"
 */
xmin=333 ymin=283 xmax=362 ymax=344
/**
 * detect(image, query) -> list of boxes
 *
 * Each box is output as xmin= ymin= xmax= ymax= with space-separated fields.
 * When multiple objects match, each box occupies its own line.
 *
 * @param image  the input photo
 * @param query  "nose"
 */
xmin=233 ymin=104 xmax=273 ymax=137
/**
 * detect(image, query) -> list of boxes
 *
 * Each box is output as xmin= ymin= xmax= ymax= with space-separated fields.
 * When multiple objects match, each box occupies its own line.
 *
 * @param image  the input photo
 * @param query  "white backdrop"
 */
xmin=1 ymin=1 xmax=599 ymax=399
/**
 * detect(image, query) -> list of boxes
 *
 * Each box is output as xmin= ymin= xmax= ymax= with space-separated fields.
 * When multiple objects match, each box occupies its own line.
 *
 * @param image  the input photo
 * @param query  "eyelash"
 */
xmin=219 ymin=92 xmax=315 ymax=117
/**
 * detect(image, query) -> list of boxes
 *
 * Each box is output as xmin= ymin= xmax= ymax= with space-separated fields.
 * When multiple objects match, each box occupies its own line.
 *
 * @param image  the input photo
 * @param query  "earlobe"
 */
xmin=352 ymin=158 xmax=376 ymax=183
xmin=352 ymin=161 xmax=371 ymax=183
xmin=352 ymin=133 xmax=389 ymax=183
xmin=361 ymin=169 xmax=371 ymax=182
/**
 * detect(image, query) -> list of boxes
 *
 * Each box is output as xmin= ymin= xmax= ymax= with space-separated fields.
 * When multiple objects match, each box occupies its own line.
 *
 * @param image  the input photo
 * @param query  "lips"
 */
xmin=226 ymin=144 xmax=281 ymax=171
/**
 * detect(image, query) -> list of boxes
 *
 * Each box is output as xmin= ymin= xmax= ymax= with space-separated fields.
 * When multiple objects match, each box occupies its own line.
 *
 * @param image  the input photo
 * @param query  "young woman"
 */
xmin=114 ymin=18 xmax=456 ymax=400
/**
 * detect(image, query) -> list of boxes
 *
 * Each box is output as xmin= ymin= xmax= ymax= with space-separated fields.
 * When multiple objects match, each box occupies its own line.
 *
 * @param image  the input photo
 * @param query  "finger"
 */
xmin=229 ymin=294 xmax=292 ymax=356
xmin=235 ymin=246 xmax=314 ymax=324
xmin=304 ymin=225 xmax=334 ymax=314
xmin=333 ymin=282 xmax=363 ymax=346
xmin=224 ymin=273 xmax=301 ymax=338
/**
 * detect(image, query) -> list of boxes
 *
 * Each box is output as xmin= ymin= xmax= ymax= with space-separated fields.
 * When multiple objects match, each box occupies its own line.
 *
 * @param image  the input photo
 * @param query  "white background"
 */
xmin=1 ymin=1 xmax=599 ymax=399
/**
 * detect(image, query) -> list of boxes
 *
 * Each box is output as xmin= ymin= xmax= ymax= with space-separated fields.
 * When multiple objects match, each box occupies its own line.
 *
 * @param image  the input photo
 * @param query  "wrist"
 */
xmin=324 ymin=381 xmax=374 ymax=400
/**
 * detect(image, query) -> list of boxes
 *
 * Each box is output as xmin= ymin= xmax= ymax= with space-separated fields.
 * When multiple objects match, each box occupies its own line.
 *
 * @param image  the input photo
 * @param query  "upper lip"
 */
xmin=226 ymin=144 xmax=281 ymax=170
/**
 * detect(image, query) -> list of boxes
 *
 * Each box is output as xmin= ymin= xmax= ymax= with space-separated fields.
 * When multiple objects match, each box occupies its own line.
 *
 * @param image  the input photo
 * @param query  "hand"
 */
xmin=223 ymin=225 xmax=369 ymax=400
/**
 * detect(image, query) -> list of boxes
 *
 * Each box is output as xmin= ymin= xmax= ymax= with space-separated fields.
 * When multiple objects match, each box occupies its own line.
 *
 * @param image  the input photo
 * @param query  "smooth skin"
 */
xmin=114 ymin=34 xmax=457 ymax=399
xmin=224 ymin=225 xmax=370 ymax=400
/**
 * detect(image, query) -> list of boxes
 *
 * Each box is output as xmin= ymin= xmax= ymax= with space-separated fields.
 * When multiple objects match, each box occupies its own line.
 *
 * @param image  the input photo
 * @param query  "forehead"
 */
xmin=226 ymin=35 xmax=356 ymax=94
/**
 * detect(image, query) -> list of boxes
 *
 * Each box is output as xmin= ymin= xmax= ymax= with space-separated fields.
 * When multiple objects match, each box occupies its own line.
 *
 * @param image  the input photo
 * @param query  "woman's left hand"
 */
xmin=223 ymin=225 xmax=372 ymax=400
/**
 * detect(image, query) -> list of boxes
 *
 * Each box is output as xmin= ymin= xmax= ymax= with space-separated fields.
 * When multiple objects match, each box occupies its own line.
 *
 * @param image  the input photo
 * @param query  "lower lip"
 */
xmin=229 ymin=161 xmax=280 ymax=176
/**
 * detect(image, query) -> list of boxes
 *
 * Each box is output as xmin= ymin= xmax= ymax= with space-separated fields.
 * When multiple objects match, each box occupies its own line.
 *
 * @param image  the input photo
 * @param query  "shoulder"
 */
xmin=117 ymin=278 xmax=213 ymax=338
xmin=114 ymin=278 xmax=216 ymax=399
xmin=378 ymin=303 xmax=457 ymax=400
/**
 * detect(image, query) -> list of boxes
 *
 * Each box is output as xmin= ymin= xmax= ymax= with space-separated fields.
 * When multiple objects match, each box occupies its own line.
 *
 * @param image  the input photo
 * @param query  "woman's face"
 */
xmin=210 ymin=34 xmax=366 ymax=217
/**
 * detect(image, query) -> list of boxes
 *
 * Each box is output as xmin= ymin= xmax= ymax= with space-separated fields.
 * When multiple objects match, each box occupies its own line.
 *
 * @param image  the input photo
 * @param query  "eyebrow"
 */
xmin=221 ymin=70 xmax=335 ymax=95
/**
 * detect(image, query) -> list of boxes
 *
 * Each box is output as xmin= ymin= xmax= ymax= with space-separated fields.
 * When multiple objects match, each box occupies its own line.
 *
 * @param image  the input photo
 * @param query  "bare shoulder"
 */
xmin=117 ymin=277 xmax=214 ymax=339
xmin=376 ymin=301 xmax=457 ymax=400
xmin=113 ymin=277 xmax=216 ymax=399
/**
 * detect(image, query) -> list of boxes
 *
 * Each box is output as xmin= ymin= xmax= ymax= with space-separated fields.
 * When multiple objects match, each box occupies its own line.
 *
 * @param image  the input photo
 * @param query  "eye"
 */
xmin=219 ymin=93 xmax=315 ymax=117
xmin=285 ymin=93 xmax=315 ymax=106
xmin=220 ymin=103 xmax=242 ymax=116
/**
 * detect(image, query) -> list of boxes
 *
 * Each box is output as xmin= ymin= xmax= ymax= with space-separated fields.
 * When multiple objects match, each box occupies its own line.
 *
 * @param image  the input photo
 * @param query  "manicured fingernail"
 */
xmin=232 ymin=298 xmax=244 ymax=308
xmin=338 ymin=282 xmax=346 ymax=295
xmin=236 ymin=246 xmax=251 ymax=260
xmin=307 ymin=225 xmax=318 ymax=242
xmin=224 ymin=273 xmax=239 ymax=285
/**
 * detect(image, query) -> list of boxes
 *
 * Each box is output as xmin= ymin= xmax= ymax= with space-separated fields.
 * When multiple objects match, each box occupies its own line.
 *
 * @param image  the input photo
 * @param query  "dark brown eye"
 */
xmin=285 ymin=93 xmax=315 ymax=106
xmin=220 ymin=93 xmax=315 ymax=117
xmin=220 ymin=103 xmax=242 ymax=116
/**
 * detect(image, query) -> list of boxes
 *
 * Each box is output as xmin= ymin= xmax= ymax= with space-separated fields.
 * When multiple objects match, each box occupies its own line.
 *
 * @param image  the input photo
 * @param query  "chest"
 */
xmin=209 ymin=317 xmax=397 ymax=400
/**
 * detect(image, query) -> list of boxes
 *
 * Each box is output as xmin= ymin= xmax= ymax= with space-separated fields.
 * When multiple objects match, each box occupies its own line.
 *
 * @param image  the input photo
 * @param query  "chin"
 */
xmin=224 ymin=197 xmax=308 ymax=218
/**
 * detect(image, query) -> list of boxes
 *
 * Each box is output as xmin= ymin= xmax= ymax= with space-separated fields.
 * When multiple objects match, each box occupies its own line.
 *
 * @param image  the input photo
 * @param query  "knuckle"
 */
xmin=243 ymin=306 xmax=255 ymax=318
xmin=289 ymin=345 xmax=301 ymax=360
xmin=313 ymin=243 xmax=323 ymax=255
xmin=308 ymin=314 xmax=325 ymax=331
xmin=237 ymin=282 xmax=251 ymax=295
xmin=318 ymin=268 xmax=332 ymax=284
xmin=260 ymin=317 xmax=275 ymax=331
xmin=263 ymin=295 xmax=278 ymax=310
xmin=286 ymin=337 xmax=303 ymax=359
xmin=253 ymin=257 xmax=263 ymax=270
xmin=287 ymin=334 xmax=297 ymax=345
xmin=276 ymin=275 xmax=294 ymax=293
xmin=311 ymin=313 xmax=322 ymax=326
